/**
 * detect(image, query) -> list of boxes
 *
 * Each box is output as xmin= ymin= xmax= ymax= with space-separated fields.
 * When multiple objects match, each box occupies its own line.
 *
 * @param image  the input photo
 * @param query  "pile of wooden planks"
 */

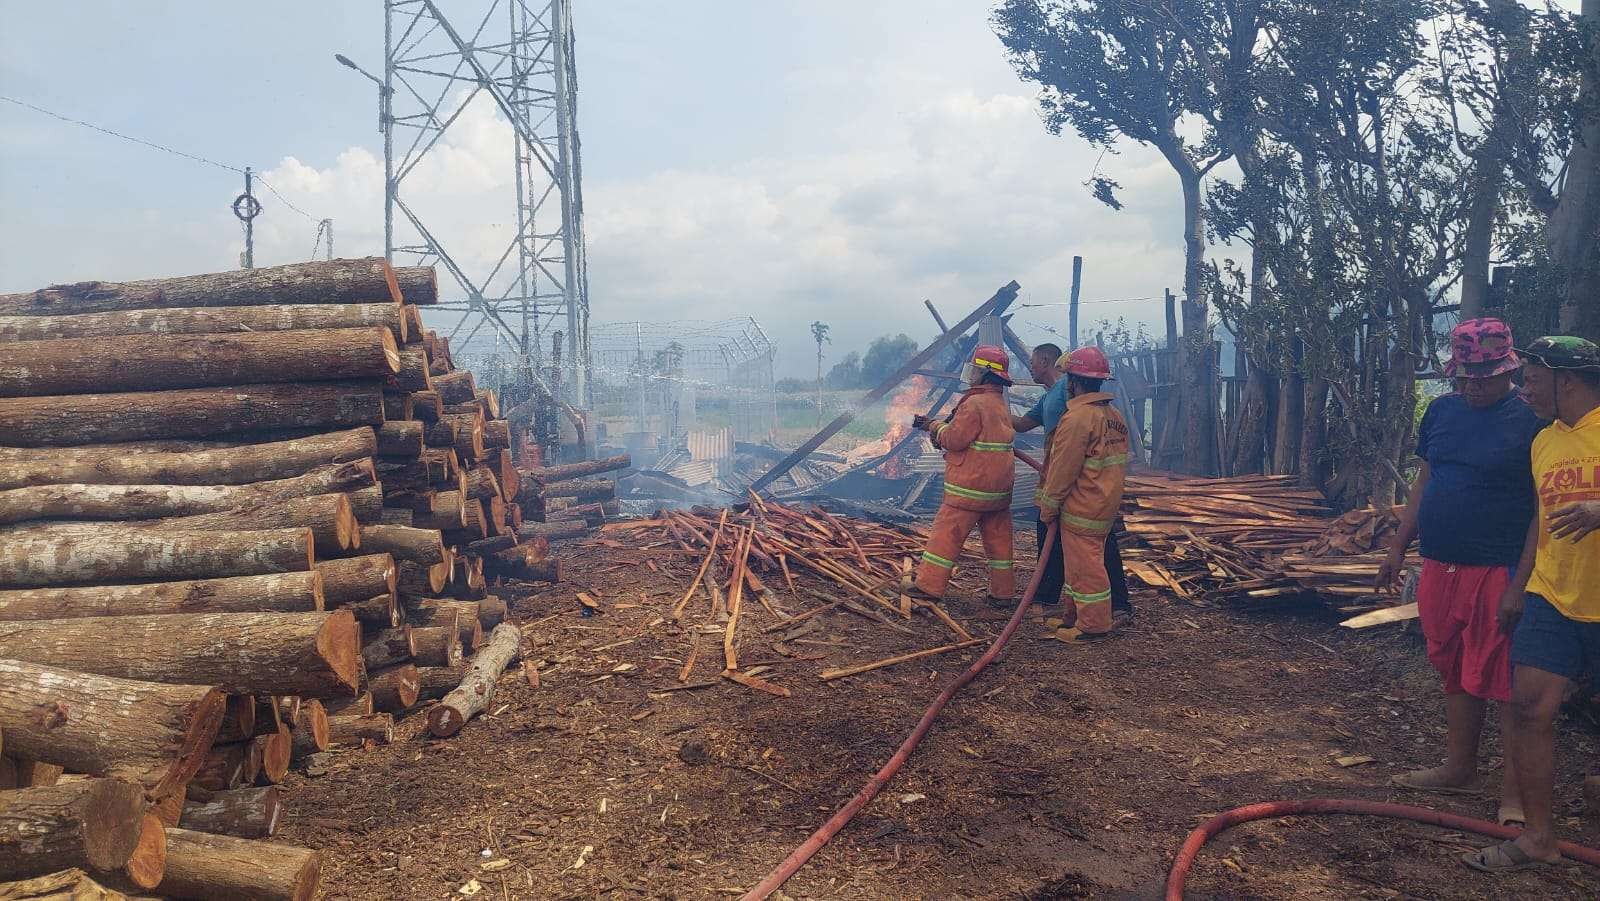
xmin=0 ymin=259 xmax=531 ymax=897
xmin=1120 ymin=473 xmax=1411 ymax=611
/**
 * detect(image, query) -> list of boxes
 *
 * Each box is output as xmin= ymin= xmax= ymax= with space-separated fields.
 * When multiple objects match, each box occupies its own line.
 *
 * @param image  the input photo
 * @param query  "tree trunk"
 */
xmin=1272 ymin=366 xmax=1304 ymax=476
xmin=313 ymin=555 xmax=395 ymax=607
xmin=366 ymin=664 xmax=419 ymax=713
xmin=0 ymin=611 xmax=361 ymax=698
xmin=216 ymin=695 xmax=257 ymax=743
xmin=179 ymin=787 xmax=281 ymax=840
xmin=413 ymin=664 xmax=469 ymax=705
xmin=390 ymin=349 xmax=432 ymax=393
xmin=526 ymin=478 xmax=615 ymax=502
xmin=287 ymin=703 xmax=328 ymax=761
xmin=251 ymin=726 xmax=290 ymax=786
xmin=1299 ymin=377 xmax=1329 ymax=490
xmin=409 ymin=601 xmax=484 ymax=652
xmin=345 ymin=485 xmax=384 ymax=526
xmin=1174 ymin=169 xmax=1218 ymax=475
xmin=0 ymin=460 xmax=374 ymax=526
xmin=482 ymin=420 xmax=511 ymax=450
xmin=342 ymin=594 xmax=399 ymax=629
xmin=427 ymin=624 xmax=521 ymax=738
xmin=0 ymin=572 xmax=323 ymax=622
xmin=325 ymin=714 xmax=392 ymax=747
xmin=0 ymin=258 xmax=398 ymax=316
xmin=0 ymin=381 xmax=385 ymax=448
xmin=375 ymin=422 xmax=423 ymax=458
xmin=0 ymin=428 xmax=376 ymax=491
xmin=518 ymin=520 xmax=590 ymax=541
xmin=414 ymin=491 xmax=466 ymax=531
xmin=412 ymin=617 xmax=462 ymax=668
xmin=322 ymin=693 xmax=372 ymax=717
xmin=432 ymin=371 xmax=476 ymax=405
xmin=1229 ymin=358 xmax=1270 ymax=476
xmin=128 ymin=827 xmax=322 ymax=901
xmin=521 ymin=454 xmax=631 ymax=486
xmin=361 ymin=626 xmax=415 ymax=671
xmin=464 ymin=467 xmax=502 ymax=502
xmin=121 ymin=813 xmax=166 ymax=891
xmin=0 ymin=302 xmax=407 ymax=344
xmin=0 ymin=867 xmax=129 ymax=899
xmin=138 ymin=494 xmax=359 ymax=556
xmin=354 ymin=526 xmax=445 ymax=567
xmin=0 ymin=660 xmax=225 ymax=801
xmin=1549 ymin=0 xmax=1600 ymax=338
xmin=409 ymin=390 xmax=442 ymax=422
xmin=394 ymin=266 xmax=438 ymax=306
xmin=0 ymin=528 xmax=313 ymax=588
xmin=0 ymin=779 xmax=146 ymax=879
xmin=0 ymin=329 xmax=398 ymax=398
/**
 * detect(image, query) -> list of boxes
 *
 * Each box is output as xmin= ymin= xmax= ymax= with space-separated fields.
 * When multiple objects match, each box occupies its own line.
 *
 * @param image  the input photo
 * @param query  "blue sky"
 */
xmin=0 ymin=1 xmax=1186 ymax=376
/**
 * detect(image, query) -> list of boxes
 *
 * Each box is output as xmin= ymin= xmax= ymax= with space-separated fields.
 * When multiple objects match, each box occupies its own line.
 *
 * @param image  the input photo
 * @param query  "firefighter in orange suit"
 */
xmin=912 ymin=344 xmax=1017 ymax=603
xmin=1035 ymin=346 xmax=1129 ymax=639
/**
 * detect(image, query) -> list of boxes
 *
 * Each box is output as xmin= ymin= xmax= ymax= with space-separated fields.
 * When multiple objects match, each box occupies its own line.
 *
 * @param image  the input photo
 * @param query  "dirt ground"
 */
xmin=279 ymin=529 xmax=1600 ymax=899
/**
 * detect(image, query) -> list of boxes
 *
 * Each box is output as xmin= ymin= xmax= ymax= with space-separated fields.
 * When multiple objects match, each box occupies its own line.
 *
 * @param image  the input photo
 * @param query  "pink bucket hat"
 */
xmin=1443 ymin=317 xmax=1521 ymax=379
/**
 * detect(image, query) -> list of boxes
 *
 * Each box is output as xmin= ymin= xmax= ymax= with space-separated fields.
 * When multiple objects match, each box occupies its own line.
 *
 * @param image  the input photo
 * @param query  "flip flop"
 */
xmin=1498 ymin=805 xmax=1526 ymax=828
xmin=1461 ymin=840 xmax=1550 ymax=873
xmin=1389 ymin=771 xmax=1482 ymax=796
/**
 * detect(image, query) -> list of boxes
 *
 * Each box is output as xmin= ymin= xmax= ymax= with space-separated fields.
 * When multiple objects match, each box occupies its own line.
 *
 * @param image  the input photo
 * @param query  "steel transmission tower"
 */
xmin=383 ymin=0 xmax=590 ymax=404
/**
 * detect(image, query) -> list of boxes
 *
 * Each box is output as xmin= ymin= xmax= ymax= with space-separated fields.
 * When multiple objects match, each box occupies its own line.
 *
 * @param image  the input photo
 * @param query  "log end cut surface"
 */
xmin=123 ymin=812 xmax=168 ymax=890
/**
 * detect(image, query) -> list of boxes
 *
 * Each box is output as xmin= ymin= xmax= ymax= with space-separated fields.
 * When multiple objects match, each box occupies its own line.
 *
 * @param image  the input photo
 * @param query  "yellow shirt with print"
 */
xmin=1529 ymin=406 xmax=1600 ymax=620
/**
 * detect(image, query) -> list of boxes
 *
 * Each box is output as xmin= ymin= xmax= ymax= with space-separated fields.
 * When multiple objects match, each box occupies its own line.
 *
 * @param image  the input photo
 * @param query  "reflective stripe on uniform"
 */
xmin=1082 ymin=453 xmax=1129 ymax=470
xmin=987 ymin=560 xmax=1013 ymax=570
xmin=970 ymin=441 xmax=1013 ymax=452
xmin=1033 ymin=490 xmax=1061 ymax=509
xmin=1065 ymin=585 xmax=1111 ymax=604
xmin=921 ymin=550 xmax=956 ymax=569
xmin=944 ymin=483 xmax=1010 ymax=502
xmin=1060 ymin=511 xmax=1112 ymax=532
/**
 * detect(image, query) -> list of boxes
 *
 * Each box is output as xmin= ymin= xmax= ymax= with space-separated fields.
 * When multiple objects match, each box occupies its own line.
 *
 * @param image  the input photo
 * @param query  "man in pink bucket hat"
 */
xmin=1378 ymin=317 xmax=1545 ymax=827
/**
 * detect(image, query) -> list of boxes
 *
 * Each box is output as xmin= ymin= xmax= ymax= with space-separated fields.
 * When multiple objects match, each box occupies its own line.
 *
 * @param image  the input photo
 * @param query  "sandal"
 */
xmin=1389 ymin=771 xmax=1482 ymax=796
xmin=1461 ymin=840 xmax=1551 ymax=873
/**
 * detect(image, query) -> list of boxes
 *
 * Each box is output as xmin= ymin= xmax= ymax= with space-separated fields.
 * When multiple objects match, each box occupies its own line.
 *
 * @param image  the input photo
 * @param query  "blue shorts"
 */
xmin=1509 ymin=593 xmax=1600 ymax=681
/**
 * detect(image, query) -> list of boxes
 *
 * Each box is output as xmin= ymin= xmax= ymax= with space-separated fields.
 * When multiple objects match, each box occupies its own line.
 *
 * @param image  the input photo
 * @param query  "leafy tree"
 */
xmin=809 ymin=321 xmax=830 ymax=426
xmin=860 ymin=334 xmax=919 ymax=386
xmin=825 ymin=351 xmax=863 ymax=389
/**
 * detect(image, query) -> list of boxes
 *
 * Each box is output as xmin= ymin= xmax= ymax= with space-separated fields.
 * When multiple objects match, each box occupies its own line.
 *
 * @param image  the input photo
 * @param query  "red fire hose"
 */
xmin=1168 ymin=798 xmax=1600 ymax=899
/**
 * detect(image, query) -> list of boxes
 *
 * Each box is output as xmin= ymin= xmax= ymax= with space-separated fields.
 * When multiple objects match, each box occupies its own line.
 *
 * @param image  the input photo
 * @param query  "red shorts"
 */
xmin=1416 ymin=559 xmax=1513 ymax=702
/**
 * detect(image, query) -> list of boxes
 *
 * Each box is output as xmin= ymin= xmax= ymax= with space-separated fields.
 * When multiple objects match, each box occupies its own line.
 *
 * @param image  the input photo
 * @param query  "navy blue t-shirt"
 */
xmin=1415 ymin=392 xmax=1544 ymax=566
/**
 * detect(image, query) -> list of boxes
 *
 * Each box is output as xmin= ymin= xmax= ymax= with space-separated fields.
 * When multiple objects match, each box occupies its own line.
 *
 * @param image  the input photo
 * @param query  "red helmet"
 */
xmin=969 ymin=344 xmax=1012 ymax=384
xmin=1060 ymin=346 xmax=1113 ymax=380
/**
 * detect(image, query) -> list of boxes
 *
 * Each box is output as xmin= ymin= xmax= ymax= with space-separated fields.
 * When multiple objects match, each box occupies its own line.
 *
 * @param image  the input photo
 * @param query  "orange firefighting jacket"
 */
xmin=1036 ymin=391 xmax=1129 ymax=535
xmin=929 ymin=384 xmax=1015 ymax=512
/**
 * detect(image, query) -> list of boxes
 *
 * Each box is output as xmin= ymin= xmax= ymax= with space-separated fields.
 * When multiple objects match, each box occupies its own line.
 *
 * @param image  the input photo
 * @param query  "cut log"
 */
xmin=381 ymin=391 xmax=412 ymax=422
xmin=412 ymin=620 xmax=462 ymax=668
xmin=0 ymin=868 xmax=129 ymax=899
xmin=409 ymin=390 xmax=442 ymax=422
xmin=216 ymin=695 xmax=257 ymax=744
xmin=325 ymin=714 xmax=392 ymax=747
xmin=0 ymin=760 xmax=64 ymax=789
xmin=476 ymin=390 xmax=501 ymax=421
xmin=409 ymin=601 xmax=484 ymax=651
xmin=0 ymin=779 xmax=145 ymax=879
xmin=287 ymin=702 xmax=328 ymax=761
xmin=251 ymin=700 xmax=283 ymax=740
xmin=0 ymin=328 xmax=399 ymax=398
xmin=0 ymin=499 xmax=356 ymax=559
xmin=190 ymin=744 xmax=245 ymax=793
xmin=312 ymin=555 xmax=395 ymax=606
xmin=464 ymin=535 xmax=517 ymax=557
xmin=0 ymin=611 xmax=361 ymax=698
xmin=375 ymin=422 xmax=424 ymax=458
xmin=489 ymin=548 xmax=560 ymax=583
xmin=451 ymin=555 xmax=487 ymax=600
xmin=322 ymin=693 xmax=372 ymax=717
xmin=179 ymin=787 xmax=281 ymax=840
xmin=530 ymin=478 xmax=616 ymax=502
xmin=361 ymin=626 xmax=415 ymax=671
xmin=0 ymin=428 xmax=376 ymax=491
xmin=432 ymin=371 xmax=476 ymax=405
xmin=0 ymin=572 xmax=323 ymax=622
xmin=0 ymin=381 xmax=385 ymax=448
xmin=251 ymin=727 xmax=290 ymax=786
xmin=523 ymin=454 xmax=631 ymax=485
xmin=366 ymin=664 xmax=419 ymax=713
xmin=517 ymin=520 xmax=591 ymax=541
xmin=0 ymin=302 xmax=407 ymax=344
xmin=463 ymin=466 xmax=502 ymax=503
xmin=341 ymin=594 xmax=399 ymax=629
xmin=353 ymin=526 xmax=444 ymax=566
xmin=0 ymin=258 xmax=399 ymax=315
xmin=0 ymin=528 xmax=313 ymax=588
xmin=345 ymin=485 xmax=384 ymax=525
xmin=131 ymin=827 xmax=321 ymax=901
xmin=394 ymin=266 xmax=438 ymax=306
xmin=427 ymin=624 xmax=521 ymax=738
xmin=121 ymin=813 xmax=166 ymax=891
xmin=482 ymin=419 xmax=510 ymax=451
xmin=415 ymin=490 xmax=467 ymax=532
xmin=395 ymin=561 xmax=447 ymax=601
xmin=390 ymin=349 xmax=432 ymax=394
xmin=413 ymin=664 xmax=468 ymax=704
xmin=423 ymin=418 xmax=458 ymax=449
xmin=0 ymin=660 xmax=224 ymax=801
xmin=376 ymin=508 xmax=413 ymax=527
xmin=402 ymin=305 xmax=425 ymax=342
xmin=477 ymin=596 xmax=508 ymax=629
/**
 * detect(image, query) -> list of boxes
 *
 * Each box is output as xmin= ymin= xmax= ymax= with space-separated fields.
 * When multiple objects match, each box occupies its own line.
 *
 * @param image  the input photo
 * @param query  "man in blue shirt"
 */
xmin=1012 ymin=343 xmax=1131 ymax=620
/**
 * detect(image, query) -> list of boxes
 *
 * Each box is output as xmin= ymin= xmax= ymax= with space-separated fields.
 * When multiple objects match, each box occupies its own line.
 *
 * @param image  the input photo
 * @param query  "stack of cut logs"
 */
xmin=0 ymin=259 xmax=534 ymax=898
xmin=515 ymin=453 xmax=631 ymax=541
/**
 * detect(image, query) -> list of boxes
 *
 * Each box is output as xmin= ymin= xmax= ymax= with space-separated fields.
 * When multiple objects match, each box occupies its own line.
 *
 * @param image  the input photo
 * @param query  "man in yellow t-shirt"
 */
xmin=1464 ymin=336 xmax=1600 ymax=874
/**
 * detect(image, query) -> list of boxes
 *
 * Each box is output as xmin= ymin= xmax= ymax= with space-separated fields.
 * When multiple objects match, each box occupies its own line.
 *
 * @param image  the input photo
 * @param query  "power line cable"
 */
xmin=253 ymin=174 xmax=319 ymax=222
xmin=0 ymin=93 xmax=243 ymax=173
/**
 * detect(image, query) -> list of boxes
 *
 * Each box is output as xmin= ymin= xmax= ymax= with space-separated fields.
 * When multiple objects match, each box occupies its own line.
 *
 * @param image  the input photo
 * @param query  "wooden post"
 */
xmin=1068 ymin=254 xmax=1083 ymax=347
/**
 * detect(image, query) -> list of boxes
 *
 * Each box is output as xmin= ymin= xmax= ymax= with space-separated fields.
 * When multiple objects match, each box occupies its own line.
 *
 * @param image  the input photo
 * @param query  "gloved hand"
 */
xmin=912 ymin=414 xmax=931 ymax=431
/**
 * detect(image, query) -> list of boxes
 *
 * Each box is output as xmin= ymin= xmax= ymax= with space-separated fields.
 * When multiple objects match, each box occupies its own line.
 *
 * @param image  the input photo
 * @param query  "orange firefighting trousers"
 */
xmin=914 ymin=504 xmax=1014 ymax=600
xmin=1057 ymin=528 xmax=1113 ymax=634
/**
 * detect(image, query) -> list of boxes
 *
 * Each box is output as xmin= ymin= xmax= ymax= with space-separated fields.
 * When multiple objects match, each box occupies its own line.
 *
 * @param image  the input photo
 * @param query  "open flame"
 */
xmin=879 ymin=376 xmax=930 ymax=479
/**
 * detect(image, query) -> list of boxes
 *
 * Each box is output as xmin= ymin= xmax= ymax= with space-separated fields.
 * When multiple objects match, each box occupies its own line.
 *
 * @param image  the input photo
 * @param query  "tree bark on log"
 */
xmin=366 ymin=665 xmax=419 ymax=713
xmin=322 ymin=693 xmax=372 ymax=717
xmin=0 ymin=302 xmax=407 ymax=344
xmin=0 ymin=867 xmax=129 ymax=899
xmin=0 ymin=329 xmax=399 ymax=398
xmin=527 ymin=478 xmax=615 ymax=502
xmin=390 ymin=349 xmax=432 ymax=394
xmin=394 ymin=266 xmax=438 ymax=306
xmin=191 ymin=744 xmax=246 ymax=793
xmin=325 ymin=714 xmax=392 ymax=747
xmin=463 ymin=466 xmax=502 ymax=502
xmin=413 ymin=491 xmax=466 ymax=531
xmin=216 ymin=695 xmax=257 ymax=744
xmin=0 ymin=381 xmax=385 ymax=448
xmin=412 ymin=664 xmax=468 ymax=704
xmin=0 ymin=460 xmax=375 ymax=526
xmin=409 ymin=601 xmax=484 ymax=652
xmin=0 ymin=258 xmax=399 ymax=316
xmin=0 ymin=660 xmax=225 ymax=801
xmin=0 ymin=572 xmax=323 ymax=622
xmin=128 ymin=827 xmax=322 ymax=901
xmin=0 ymin=779 xmax=145 ymax=879
xmin=341 ymin=595 xmax=399 ymax=629
xmin=121 ymin=813 xmax=166 ymax=891
xmin=0 ymin=611 xmax=361 ymax=698
xmin=287 ymin=702 xmax=328 ymax=761
xmin=251 ymin=727 xmax=290 ymax=786
xmin=382 ymin=391 xmax=412 ymax=422
xmin=395 ymin=561 xmax=447 ymax=602
xmin=361 ymin=626 xmax=415 ymax=671
xmin=150 ymin=494 xmax=358 ymax=556
xmin=522 ymin=454 xmax=630 ymax=486
xmin=376 ymin=507 xmax=413 ymax=527
xmin=488 ymin=550 xmax=560 ymax=583
xmin=312 ymin=555 xmax=394 ymax=606
xmin=464 ymin=535 xmax=517 ymax=557
xmin=432 ymin=371 xmax=476 ymax=405
xmin=0 ymin=759 xmax=64 ymax=790
xmin=409 ymin=391 xmax=441 ymax=422
xmin=0 ymin=528 xmax=313 ymax=588
xmin=345 ymin=485 xmax=384 ymax=526
xmin=375 ymin=422 xmax=423 ymax=458
xmin=179 ymin=787 xmax=280 ymax=840
xmin=482 ymin=420 xmax=511 ymax=450
xmin=517 ymin=520 xmax=591 ymax=541
xmin=427 ymin=624 xmax=521 ymax=737
xmin=0 ymin=428 xmax=376 ymax=491
xmin=353 ymin=526 xmax=444 ymax=567
xmin=412 ymin=619 xmax=462 ymax=668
